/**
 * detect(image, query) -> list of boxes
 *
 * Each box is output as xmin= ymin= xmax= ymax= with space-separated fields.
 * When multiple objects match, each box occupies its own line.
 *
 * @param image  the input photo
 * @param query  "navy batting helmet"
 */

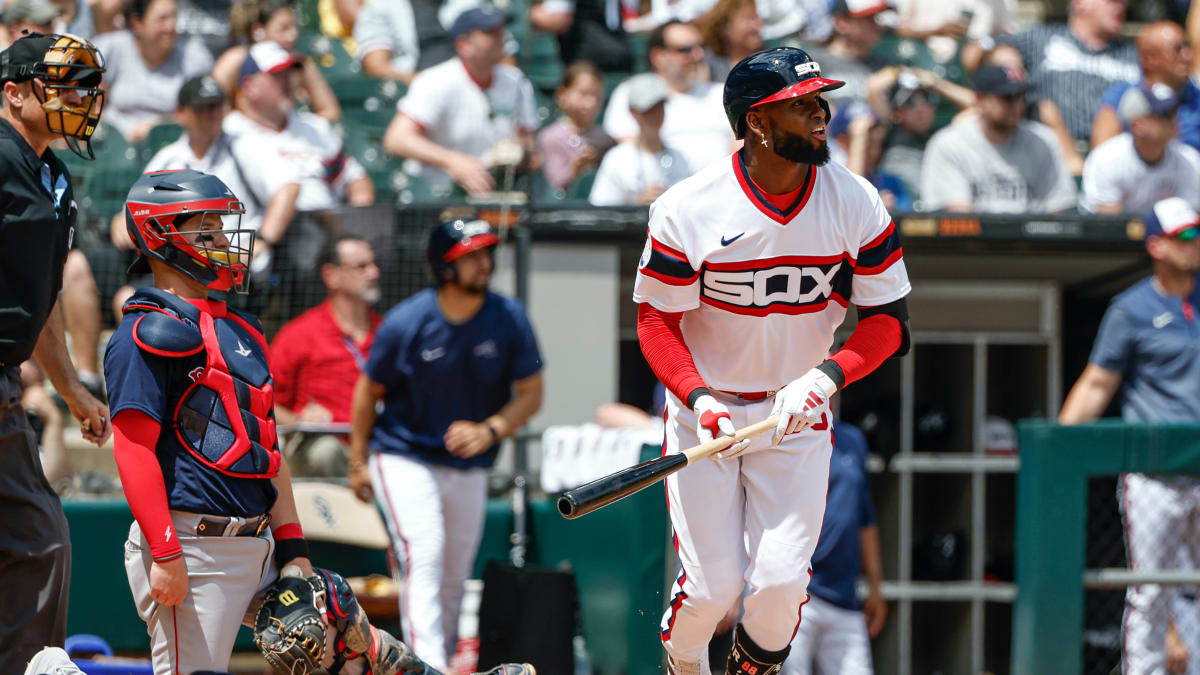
xmin=427 ymin=219 xmax=499 ymax=286
xmin=723 ymin=47 xmax=845 ymax=137
xmin=125 ymin=169 xmax=253 ymax=293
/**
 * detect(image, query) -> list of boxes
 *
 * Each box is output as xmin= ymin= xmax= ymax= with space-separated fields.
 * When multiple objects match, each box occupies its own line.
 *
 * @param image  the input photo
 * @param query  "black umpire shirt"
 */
xmin=0 ymin=116 xmax=77 ymax=366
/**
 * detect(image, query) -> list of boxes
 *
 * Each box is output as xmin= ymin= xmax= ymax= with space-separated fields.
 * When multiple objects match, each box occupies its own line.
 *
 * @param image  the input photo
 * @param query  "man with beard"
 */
xmin=347 ymin=219 xmax=543 ymax=672
xmin=270 ymin=236 xmax=382 ymax=477
xmin=920 ymin=65 xmax=1076 ymax=213
xmin=633 ymin=47 xmax=911 ymax=675
xmin=1060 ymin=196 xmax=1200 ymax=675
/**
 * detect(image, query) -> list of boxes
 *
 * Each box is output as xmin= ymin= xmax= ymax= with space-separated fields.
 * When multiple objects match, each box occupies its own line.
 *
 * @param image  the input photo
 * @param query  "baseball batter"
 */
xmin=633 ymin=47 xmax=911 ymax=675
xmin=104 ymin=169 xmax=532 ymax=675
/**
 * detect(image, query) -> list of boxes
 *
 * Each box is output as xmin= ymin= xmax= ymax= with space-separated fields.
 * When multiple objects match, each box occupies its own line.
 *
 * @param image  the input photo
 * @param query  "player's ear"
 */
xmin=745 ymin=110 xmax=769 ymax=145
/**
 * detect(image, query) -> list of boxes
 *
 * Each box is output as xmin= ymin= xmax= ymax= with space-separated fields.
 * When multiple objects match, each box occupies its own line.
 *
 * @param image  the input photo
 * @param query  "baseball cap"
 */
xmin=238 ymin=41 xmax=300 ymax=84
xmin=1144 ymin=197 xmax=1200 ymax=241
xmin=890 ymin=70 xmax=933 ymax=108
xmin=984 ymin=416 xmax=1017 ymax=455
xmin=973 ymin=65 xmax=1029 ymax=95
xmin=832 ymin=0 xmax=891 ymax=17
xmin=0 ymin=33 xmax=54 ymax=84
xmin=178 ymin=75 xmax=225 ymax=108
xmin=4 ymin=0 xmax=58 ymax=25
xmin=828 ymin=101 xmax=878 ymax=138
xmin=449 ymin=6 xmax=508 ymax=39
xmin=627 ymin=73 xmax=669 ymax=113
xmin=1118 ymin=83 xmax=1179 ymax=122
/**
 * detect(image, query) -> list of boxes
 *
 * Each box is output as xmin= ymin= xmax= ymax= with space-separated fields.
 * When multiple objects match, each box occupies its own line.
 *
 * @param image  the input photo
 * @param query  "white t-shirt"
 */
xmin=588 ymin=142 xmax=693 ymax=206
xmin=353 ymin=0 xmax=419 ymax=73
xmin=1081 ymin=133 xmax=1200 ymax=213
xmin=90 ymin=31 xmax=214 ymax=140
xmin=632 ymin=153 xmax=911 ymax=392
xmin=602 ymin=78 xmax=733 ymax=172
xmin=397 ymin=57 xmax=538 ymax=191
xmin=223 ymin=110 xmax=366 ymax=212
xmin=143 ymin=131 xmax=262 ymax=231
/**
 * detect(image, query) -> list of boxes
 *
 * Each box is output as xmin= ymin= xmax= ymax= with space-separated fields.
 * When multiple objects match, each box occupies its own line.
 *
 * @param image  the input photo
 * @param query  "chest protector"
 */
xmin=124 ymin=288 xmax=281 ymax=479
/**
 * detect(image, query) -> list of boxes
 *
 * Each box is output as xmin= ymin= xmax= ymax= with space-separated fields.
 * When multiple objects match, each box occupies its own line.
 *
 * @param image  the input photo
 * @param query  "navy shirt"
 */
xmin=366 ymin=289 xmax=543 ymax=469
xmin=809 ymin=421 xmax=876 ymax=611
xmin=104 ymin=296 xmax=278 ymax=517
xmin=1099 ymin=80 xmax=1200 ymax=152
xmin=1089 ymin=276 xmax=1200 ymax=423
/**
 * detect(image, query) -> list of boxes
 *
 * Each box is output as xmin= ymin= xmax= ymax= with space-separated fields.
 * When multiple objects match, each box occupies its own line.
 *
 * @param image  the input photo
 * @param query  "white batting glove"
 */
xmin=693 ymin=394 xmax=750 ymax=460
xmin=770 ymin=368 xmax=838 ymax=445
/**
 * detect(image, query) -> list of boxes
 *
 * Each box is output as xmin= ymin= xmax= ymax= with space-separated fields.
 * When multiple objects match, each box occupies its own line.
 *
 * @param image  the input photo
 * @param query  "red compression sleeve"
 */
xmin=113 ymin=410 xmax=182 ymax=562
xmin=829 ymin=314 xmax=903 ymax=386
xmin=637 ymin=303 xmax=709 ymax=405
xmin=273 ymin=522 xmax=304 ymax=540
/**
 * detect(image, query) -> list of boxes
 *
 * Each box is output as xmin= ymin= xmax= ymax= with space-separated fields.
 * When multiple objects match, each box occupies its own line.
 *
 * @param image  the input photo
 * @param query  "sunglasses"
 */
xmin=666 ymin=43 xmax=702 ymax=53
xmin=1172 ymin=226 xmax=1200 ymax=241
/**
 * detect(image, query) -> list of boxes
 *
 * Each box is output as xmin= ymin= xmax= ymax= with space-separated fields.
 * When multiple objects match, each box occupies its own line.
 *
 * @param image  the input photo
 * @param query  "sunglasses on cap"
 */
xmin=1172 ymin=225 xmax=1200 ymax=241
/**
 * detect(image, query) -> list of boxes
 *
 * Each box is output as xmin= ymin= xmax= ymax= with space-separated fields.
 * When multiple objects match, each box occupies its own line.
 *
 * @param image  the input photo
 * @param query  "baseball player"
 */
xmin=1060 ymin=196 xmax=1200 ymax=675
xmin=104 ymin=169 xmax=533 ymax=675
xmin=633 ymin=47 xmax=911 ymax=675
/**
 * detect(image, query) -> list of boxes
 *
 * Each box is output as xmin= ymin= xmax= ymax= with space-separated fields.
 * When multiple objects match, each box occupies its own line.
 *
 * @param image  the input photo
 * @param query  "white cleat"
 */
xmin=25 ymin=648 xmax=84 ymax=675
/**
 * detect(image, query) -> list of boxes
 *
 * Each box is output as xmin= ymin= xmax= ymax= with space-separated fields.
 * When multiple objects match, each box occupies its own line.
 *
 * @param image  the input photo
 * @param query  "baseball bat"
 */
xmin=557 ymin=414 xmax=780 ymax=520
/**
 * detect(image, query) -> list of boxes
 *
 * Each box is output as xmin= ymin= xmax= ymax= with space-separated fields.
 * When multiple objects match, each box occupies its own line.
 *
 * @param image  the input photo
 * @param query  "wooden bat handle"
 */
xmin=680 ymin=414 xmax=780 ymax=463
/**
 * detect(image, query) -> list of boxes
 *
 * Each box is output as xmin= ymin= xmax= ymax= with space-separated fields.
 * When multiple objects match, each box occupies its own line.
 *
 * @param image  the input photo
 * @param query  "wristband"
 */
xmin=274 ymin=522 xmax=304 ymax=541
xmin=686 ymin=387 xmax=711 ymax=410
xmin=274 ymin=536 xmax=309 ymax=568
xmin=815 ymin=360 xmax=846 ymax=391
xmin=487 ymin=423 xmax=500 ymax=443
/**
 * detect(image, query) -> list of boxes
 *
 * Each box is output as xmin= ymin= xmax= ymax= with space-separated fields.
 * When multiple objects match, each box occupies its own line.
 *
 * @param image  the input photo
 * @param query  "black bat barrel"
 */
xmin=557 ymin=453 xmax=688 ymax=519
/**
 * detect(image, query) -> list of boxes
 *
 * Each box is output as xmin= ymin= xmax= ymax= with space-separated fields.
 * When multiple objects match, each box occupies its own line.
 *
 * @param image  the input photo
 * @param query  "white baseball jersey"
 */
xmin=632 ymin=153 xmax=910 ymax=393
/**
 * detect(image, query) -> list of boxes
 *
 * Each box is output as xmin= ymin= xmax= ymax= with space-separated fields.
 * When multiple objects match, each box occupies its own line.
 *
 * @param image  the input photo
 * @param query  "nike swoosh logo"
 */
xmin=721 ymin=233 xmax=745 ymax=246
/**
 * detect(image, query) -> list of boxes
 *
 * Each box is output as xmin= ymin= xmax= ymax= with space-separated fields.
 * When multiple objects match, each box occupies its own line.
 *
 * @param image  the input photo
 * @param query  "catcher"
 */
xmin=105 ymin=169 xmax=533 ymax=675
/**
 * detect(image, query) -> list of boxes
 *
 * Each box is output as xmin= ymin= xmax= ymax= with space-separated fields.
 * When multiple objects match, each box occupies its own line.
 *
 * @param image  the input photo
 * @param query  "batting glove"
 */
xmin=693 ymin=394 xmax=750 ymax=460
xmin=770 ymin=368 xmax=837 ymax=445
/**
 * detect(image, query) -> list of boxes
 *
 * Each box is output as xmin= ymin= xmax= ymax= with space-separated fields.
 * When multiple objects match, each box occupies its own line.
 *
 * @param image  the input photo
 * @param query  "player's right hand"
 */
xmin=692 ymin=394 xmax=749 ymax=460
xmin=149 ymin=556 xmax=189 ymax=606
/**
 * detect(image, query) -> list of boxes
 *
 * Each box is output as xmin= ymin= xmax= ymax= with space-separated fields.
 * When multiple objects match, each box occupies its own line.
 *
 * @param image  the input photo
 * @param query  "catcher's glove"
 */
xmin=254 ymin=574 xmax=328 ymax=674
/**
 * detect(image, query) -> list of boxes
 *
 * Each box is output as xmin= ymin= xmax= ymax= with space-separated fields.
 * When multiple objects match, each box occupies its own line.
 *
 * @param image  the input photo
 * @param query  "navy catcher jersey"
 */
xmin=365 ymin=289 xmax=543 ymax=469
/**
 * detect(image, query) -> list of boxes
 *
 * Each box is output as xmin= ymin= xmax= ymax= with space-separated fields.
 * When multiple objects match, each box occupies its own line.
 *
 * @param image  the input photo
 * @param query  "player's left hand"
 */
xmin=62 ymin=382 xmax=111 ymax=445
xmin=863 ymin=587 xmax=888 ymax=637
xmin=692 ymin=394 xmax=750 ymax=459
xmin=445 ymin=420 xmax=493 ymax=458
xmin=770 ymin=368 xmax=837 ymax=445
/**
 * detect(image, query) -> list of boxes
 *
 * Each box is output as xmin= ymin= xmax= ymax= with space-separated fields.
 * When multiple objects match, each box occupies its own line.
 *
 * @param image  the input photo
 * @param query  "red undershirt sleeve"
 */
xmin=637 ymin=303 xmax=709 ymax=406
xmin=829 ymin=314 xmax=903 ymax=386
xmin=113 ymin=409 xmax=182 ymax=562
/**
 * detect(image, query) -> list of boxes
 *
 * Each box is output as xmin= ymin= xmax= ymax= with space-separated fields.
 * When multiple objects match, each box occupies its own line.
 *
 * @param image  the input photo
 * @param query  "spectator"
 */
xmin=698 ymin=0 xmax=762 ymax=82
xmin=225 ymin=41 xmax=374 ymax=262
xmin=793 ymin=0 xmax=894 ymax=112
xmin=2 ymin=0 xmax=57 ymax=49
xmin=271 ymin=236 xmax=382 ymax=477
xmin=827 ymin=102 xmax=913 ymax=211
xmin=354 ymin=0 xmax=456 ymax=84
xmin=530 ymin=0 xmax=634 ymax=73
xmin=348 ymin=219 xmax=544 ymax=671
xmin=51 ymin=0 xmax=96 ymax=40
xmin=212 ymin=0 xmax=340 ymax=123
xmin=602 ymin=20 xmax=732 ymax=171
xmin=1082 ymin=86 xmax=1200 ymax=214
xmin=920 ymin=65 xmax=1077 ymax=213
xmin=758 ymin=0 xmax=833 ymax=43
xmin=174 ymin=0 xmax=234 ymax=56
xmin=781 ymin=420 xmax=886 ymax=675
xmin=893 ymin=0 xmax=1013 ymax=63
xmin=318 ymin=0 xmax=362 ymax=46
xmin=382 ymin=7 xmax=539 ymax=197
xmin=1060 ymin=196 xmax=1200 ymax=675
xmin=1092 ymin=21 xmax=1200 ymax=152
xmin=872 ymin=71 xmax=940 ymax=198
xmin=538 ymin=61 xmax=615 ymax=191
xmin=18 ymin=361 xmax=72 ymax=492
xmin=1001 ymin=0 xmax=1139 ymax=148
xmin=91 ymin=0 xmax=214 ymax=143
xmin=590 ymin=73 xmax=692 ymax=206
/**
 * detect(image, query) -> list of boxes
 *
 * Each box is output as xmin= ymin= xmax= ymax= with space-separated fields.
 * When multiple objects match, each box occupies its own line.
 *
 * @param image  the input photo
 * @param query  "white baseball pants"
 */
xmin=370 ymin=451 xmax=488 ymax=670
xmin=781 ymin=594 xmax=873 ymax=675
xmin=661 ymin=392 xmax=832 ymax=667
xmin=1121 ymin=473 xmax=1200 ymax=675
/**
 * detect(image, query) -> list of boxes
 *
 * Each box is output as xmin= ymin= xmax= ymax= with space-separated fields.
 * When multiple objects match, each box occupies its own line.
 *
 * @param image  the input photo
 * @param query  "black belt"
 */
xmin=196 ymin=514 xmax=270 ymax=537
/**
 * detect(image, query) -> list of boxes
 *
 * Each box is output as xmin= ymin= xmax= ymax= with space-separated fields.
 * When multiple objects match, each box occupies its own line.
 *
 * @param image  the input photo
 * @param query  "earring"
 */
xmin=761 ymin=137 xmax=768 ymax=148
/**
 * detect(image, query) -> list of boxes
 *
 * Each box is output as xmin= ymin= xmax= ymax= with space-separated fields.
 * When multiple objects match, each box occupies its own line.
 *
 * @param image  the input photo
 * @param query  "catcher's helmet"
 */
xmin=125 ymin=170 xmax=254 ymax=293
xmin=0 ymin=33 xmax=105 ymax=159
xmin=723 ymin=47 xmax=844 ymax=137
xmin=427 ymin=219 xmax=499 ymax=286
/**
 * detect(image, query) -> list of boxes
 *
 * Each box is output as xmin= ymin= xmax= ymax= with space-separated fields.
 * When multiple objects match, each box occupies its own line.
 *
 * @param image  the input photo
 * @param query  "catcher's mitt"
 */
xmin=254 ymin=574 xmax=327 ymax=674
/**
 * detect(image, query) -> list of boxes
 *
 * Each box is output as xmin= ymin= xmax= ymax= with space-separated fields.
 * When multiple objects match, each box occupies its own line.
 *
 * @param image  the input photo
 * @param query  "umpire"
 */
xmin=0 ymin=32 xmax=109 ymax=668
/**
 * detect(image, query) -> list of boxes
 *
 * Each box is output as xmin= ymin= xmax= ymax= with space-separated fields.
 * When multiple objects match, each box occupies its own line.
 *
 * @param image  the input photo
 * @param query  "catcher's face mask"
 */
xmin=31 ymin=34 xmax=106 ymax=159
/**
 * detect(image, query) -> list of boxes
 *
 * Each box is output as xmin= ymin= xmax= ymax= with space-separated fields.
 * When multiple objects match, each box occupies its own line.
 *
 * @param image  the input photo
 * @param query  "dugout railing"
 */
xmin=1013 ymin=422 xmax=1200 ymax=674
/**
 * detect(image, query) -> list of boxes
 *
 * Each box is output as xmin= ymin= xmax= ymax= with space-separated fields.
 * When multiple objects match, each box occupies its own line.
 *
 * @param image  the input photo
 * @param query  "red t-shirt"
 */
xmin=270 ymin=301 xmax=381 ymax=422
